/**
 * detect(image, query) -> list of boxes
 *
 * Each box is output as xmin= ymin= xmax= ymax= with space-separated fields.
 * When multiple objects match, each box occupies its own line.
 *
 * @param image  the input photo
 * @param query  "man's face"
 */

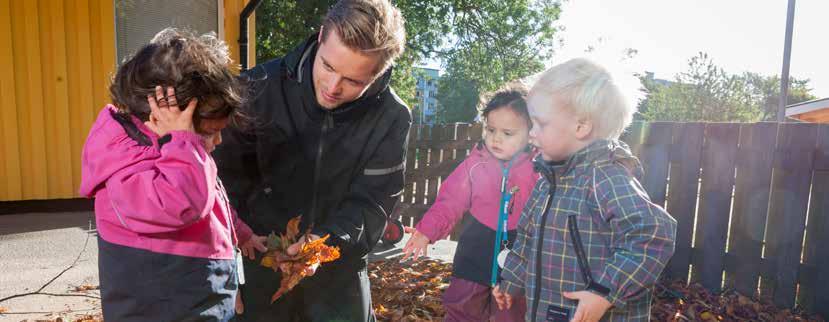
xmin=312 ymin=29 xmax=382 ymax=110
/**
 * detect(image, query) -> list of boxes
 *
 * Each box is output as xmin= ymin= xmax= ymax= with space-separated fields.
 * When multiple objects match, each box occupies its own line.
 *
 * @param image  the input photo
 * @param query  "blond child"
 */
xmin=494 ymin=58 xmax=677 ymax=322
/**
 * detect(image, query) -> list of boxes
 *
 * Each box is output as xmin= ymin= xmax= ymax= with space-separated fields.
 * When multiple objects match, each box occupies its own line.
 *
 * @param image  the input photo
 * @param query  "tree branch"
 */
xmin=0 ymin=220 xmax=96 ymax=305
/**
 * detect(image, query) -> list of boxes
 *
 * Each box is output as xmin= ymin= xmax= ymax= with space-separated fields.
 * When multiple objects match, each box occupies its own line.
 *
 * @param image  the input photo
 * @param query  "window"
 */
xmin=115 ymin=0 xmax=221 ymax=64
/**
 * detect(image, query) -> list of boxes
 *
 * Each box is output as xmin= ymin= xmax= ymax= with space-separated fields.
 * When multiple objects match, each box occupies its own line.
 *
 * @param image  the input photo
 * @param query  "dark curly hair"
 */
xmin=109 ymin=28 xmax=246 ymax=133
xmin=479 ymin=82 xmax=531 ymax=127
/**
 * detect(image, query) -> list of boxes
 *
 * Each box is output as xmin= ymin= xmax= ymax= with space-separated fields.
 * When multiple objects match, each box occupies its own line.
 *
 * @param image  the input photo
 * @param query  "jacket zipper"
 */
xmin=307 ymin=112 xmax=333 ymax=230
xmin=531 ymin=171 xmax=556 ymax=321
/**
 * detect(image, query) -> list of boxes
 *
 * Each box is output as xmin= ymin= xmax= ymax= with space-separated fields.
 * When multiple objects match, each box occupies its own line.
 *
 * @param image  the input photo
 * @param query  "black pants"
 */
xmin=232 ymin=255 xmax=375 ymax=322
xmin=98 ymin=237 xmax=237 ymax=322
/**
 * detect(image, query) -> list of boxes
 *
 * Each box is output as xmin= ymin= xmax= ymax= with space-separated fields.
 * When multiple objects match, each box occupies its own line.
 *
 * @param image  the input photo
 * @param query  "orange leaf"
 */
xmin=286 ymin=216 xmax=301 ymax=241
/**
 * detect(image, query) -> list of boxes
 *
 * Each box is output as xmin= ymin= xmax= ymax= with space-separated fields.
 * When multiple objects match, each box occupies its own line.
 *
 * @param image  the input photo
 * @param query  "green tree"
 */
xmin=435 ymin=1 xmax=561 ymax=123
xmin=741 ymin=72 xmax=815 ymax=121
xmin=640 ymin=52 xmax=816 ymax=122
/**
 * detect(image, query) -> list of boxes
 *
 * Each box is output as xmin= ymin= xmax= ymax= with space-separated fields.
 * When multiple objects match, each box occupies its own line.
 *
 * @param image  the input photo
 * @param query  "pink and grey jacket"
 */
xmin=415 ymin=143 xmax=539 ymax=285
xmin=80 ymin=105 xmax=253 ymax=259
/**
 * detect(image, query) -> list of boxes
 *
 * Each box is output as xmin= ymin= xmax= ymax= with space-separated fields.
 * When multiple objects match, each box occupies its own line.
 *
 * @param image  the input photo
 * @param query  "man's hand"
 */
xmin=492 ymin=285 xmax=513 ymax=310
xmin=562 ymin=291 xmax=612 ymax=322
xmin=240 ymin=234 xmax=268 ymax=260
xmin=287 ymin=234 xmax=322 ymax=276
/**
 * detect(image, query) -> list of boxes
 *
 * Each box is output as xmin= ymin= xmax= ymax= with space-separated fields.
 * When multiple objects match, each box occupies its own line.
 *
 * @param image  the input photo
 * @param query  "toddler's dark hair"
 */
xmin=479 ymin=82 xmax=530 ymax=126
xmin=109 ymin=28 xmax=246 ymax=133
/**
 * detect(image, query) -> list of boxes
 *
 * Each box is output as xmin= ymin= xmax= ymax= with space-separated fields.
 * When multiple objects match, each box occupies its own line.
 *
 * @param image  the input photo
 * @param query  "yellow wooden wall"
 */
xmin=0 ymin=0 xmax=254 ymax=201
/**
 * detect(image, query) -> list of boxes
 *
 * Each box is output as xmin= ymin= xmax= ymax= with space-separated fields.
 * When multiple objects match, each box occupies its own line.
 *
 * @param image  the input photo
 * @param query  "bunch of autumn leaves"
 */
xmin=259 ymin=217 xmax=341 ymax=303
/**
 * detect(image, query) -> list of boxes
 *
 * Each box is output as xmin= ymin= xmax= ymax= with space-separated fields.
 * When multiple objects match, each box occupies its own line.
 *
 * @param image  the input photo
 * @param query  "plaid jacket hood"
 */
xmin=500 ymin=139 xmax=677 ymax=322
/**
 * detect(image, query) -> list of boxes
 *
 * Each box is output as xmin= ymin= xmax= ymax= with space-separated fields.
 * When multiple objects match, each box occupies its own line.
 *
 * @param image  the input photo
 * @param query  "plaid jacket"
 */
xmin=500 ymin=139 xmax=677 ymax=321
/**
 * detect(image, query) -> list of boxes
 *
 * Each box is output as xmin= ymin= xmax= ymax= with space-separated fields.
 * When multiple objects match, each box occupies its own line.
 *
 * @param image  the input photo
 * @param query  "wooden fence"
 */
xmin=392 ymin=121 xmax=829 ymax=316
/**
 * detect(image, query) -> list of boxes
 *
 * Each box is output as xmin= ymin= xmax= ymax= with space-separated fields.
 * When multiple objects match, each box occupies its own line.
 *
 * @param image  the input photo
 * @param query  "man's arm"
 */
xmin=312 ymin=109 xmax=412 ymax=257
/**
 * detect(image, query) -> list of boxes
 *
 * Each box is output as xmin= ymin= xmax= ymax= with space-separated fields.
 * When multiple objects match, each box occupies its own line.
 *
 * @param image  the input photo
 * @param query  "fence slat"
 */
xmin=694 ymin=123 xmax=740 ymax=292
xmin=804 ymin=123 xmax=829 ymax=313
xmin=469 ymin=123 xmax=483 ymax=142
xmin=403 ymin=125 xmax=420 ymax=206
xmin=728 ymin=122 xmax=777 ymax=296
xmin=765 ymin=123 xmax=818 ymax=309
xmin=665 ymin=123 xmax=704 ymax=280
xmin=801 ymin=125 xmax=829 ymax=316
xmin=413 ymin=127 xmax=432 ymax=220
xmin=620 ymin=121 xmax=645 ymax=156
xmin=427 ymin=125 xmax=451 ymax=205
xmin=455 ymin=124 xmax=470 ymax=161
xmin=639 ymin=122 xmax=673 ymax=207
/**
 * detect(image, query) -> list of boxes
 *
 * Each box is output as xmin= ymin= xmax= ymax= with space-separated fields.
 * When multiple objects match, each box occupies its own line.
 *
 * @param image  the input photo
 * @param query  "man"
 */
xmin=214 ymin=0 xmax=410 ymax=321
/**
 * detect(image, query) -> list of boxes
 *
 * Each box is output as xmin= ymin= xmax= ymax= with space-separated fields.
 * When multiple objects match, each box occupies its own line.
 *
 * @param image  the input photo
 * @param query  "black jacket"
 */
xmin=214 ymin=35 xmax=410 ymax=321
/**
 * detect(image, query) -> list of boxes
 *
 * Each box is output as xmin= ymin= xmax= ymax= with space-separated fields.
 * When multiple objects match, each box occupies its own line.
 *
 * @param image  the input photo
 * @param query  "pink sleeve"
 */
xmin=232 ymin=208 xmax=254 ymax=245
xmin=106 ymin=131 xmax=215 ymax=234
xmin=414 ymin=158 xmax=473 ymax=242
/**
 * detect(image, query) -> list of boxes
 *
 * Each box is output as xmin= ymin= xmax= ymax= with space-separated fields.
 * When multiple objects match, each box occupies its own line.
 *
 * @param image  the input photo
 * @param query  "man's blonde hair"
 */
xmin=321 ymin=0 xmax=406 ymax=75
xmin=531 ymin=58 xmax=637 ymax=140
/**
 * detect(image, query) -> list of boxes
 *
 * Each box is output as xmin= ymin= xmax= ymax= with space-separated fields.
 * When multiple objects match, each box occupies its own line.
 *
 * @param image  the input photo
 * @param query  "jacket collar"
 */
xmin=533 ymin=139 xmax=642 ymax=181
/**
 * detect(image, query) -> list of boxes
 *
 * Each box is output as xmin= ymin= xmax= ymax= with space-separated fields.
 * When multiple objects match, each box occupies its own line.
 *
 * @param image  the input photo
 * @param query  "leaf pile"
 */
xmin=10 ymin=259 xmax=827 ymax=321
xmin=368 ymin=259 xmax=826 ymax=322
xmin=259 ymin=216 xmax=341 ymax=303
xmin=369 ymin=259 xmax=452 ymax=322
xmin=650 ymin=279 xmax=825 ymax=322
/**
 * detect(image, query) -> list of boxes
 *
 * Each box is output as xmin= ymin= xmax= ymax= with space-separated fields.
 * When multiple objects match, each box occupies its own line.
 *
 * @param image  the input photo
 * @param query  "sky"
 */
xmin=422 ymin=0 xmax=828 ymax=98
xmin=552 ymin=0 xmax=829 ymax=97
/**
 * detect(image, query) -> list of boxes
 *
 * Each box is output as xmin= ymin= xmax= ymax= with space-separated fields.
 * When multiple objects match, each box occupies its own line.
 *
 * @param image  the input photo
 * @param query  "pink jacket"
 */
xmin=79 ymin=105 xmax=253 ymax=260
xmin=415 ymin=144 xmax=539 ymax=242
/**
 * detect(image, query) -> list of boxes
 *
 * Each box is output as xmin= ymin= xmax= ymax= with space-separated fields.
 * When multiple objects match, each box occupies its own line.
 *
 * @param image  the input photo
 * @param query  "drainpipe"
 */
xmin=239 ymin=0 xmax=263 ymax=71
xmin=778 ymin=0 xmax=796 ymax=122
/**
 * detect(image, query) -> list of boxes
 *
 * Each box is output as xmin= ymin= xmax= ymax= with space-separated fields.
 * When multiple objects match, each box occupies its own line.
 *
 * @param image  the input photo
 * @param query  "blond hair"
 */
xmin=321 ymin=0 xmax=406 ymax=75
xmin=531 ymin=58 xmax=637 ymax=140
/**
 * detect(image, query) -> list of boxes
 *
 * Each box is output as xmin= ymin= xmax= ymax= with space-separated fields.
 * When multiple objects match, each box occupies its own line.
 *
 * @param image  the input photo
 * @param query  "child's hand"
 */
xmin=400 ymin=228 xmax=430 ymax=261
xmin=240 ymin=234 xmax=268 ymax=260
xmin=235 ymin=292 xmax=244 ymax=314
xmin=562 ymin=291 xmax=612 ymax=322
xmin=492 ymin=285 xmax=513 ymax=310
xmin=144 ymin=86 xmax=197 ymax=136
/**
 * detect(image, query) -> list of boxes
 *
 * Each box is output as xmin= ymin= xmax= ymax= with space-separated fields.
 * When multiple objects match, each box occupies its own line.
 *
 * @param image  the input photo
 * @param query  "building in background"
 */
xmin=643 ymin=71 xmax=673 ymax=86
xmin=786 ymin=97 xmax=829 ymax=123
xmin=413 ymin=67 xmax=440 ymax=125
xmin=0 ymin=0 xmax=255 ymax=202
